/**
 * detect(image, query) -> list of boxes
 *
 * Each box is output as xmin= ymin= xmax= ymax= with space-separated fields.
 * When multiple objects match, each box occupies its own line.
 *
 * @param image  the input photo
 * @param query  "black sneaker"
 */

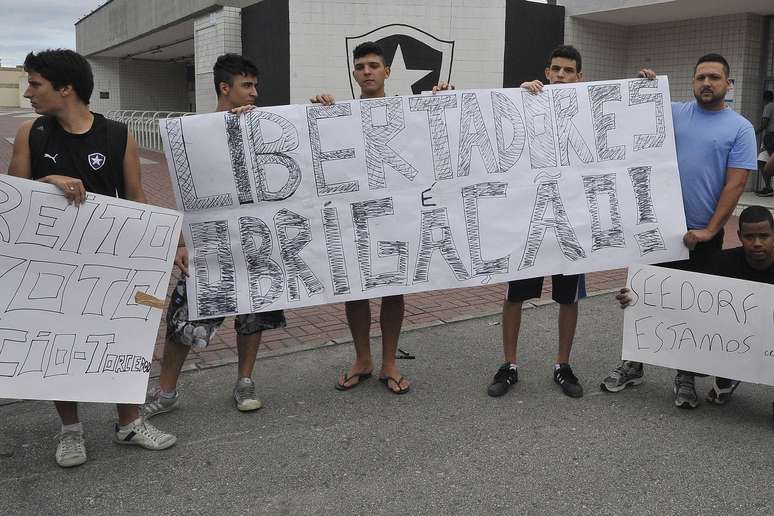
xmin=553 ymin=364 xmax=583 ymax=398
xmin=756 ymin=187 xmax=774 ymax=197
xmin=487 ymin=364 xmax=518 ymax=397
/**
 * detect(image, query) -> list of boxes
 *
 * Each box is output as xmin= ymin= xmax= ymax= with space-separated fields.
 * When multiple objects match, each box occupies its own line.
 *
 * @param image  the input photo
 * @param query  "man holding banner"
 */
xmin=616 ymin=205 xmax=774 ymax=404
xmin=142 ymin=54 xmax=286 ymax=418
xmin=601 ymin=54 xmax=758 ymax=408
xmin=487 ymin=45 xmax=589 ymax=399
xmin=8 ymin=49 xmax=176 ymax=467
xmin=310 ymin=42 xmax=411 ymax=395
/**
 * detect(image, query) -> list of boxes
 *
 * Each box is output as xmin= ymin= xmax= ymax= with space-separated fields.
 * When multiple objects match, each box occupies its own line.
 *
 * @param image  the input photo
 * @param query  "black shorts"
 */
xmin=657 ymin=229 xmax=724 ymax=274
xmin=764 ymin=132 xmax=774 ymax=154
xmin=506 ymin=274 xmax=586 ymax=305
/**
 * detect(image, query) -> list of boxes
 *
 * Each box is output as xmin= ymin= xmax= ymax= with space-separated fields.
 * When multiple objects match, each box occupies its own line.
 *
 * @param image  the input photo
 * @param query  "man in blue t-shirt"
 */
xmin=601 ymin=53 xmax=758 ymax=409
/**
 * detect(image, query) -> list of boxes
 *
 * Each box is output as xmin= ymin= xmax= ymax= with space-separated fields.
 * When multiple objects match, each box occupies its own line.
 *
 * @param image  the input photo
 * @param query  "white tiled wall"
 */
xmin=566 ymin=12 xmax=771 ymax=192
xmin=563 ymin=17 xmax=628 ymax=82
xmin=288 ymin=0 xmax=506 ymax=104
xmin=194 ymin=6 xmax=242 ymax=113
xmin=566 ymin=13 xmax=767 ymax=124
xmin=88 ymin=57 xmax=121 ymax=114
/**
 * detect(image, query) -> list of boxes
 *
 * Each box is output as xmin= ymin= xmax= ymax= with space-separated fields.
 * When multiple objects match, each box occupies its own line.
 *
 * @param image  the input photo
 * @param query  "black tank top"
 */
xmin=30 ymin=114 xmax=127 ymax=198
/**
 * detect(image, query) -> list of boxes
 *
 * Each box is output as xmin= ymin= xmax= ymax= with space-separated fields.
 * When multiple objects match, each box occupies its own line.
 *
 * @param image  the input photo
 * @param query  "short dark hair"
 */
xmin=549 ymin=45 xmax=582 ymax=73
xmin=739 ymin=205 xmax=774 ymax=230
xmin=694 ymin=53 xmax=730 ymax=77
xmin=213 ymin=53 xmax=259 ymax=96
xmin=353 ymin=41 xmax=385 ymax=62
xmin=23 ymin=49 xmax=93 ymax=104
xmin=764 ymin=90 xmax=774 ymax=103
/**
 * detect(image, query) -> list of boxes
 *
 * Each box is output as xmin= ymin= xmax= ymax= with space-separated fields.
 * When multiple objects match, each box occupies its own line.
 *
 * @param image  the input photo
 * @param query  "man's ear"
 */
xmin=384 ymin=66 xmax=390 ymax=78
xmin=544 ymin=67 xmax=551 ymax=81
xmin=58 ymin=84 xmax=74 ymax=98
xmin=577 ymin=71 xmax=584 ymax=81
xmin=218 ymin=81 xmax=230 ymax=97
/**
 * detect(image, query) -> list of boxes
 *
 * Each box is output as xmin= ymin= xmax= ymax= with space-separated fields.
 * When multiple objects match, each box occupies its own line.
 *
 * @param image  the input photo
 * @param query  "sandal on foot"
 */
xmin=380 ymin=375 xmax=410 ymax=395
xmin=335 ymin=371 xmax=372 ymax=391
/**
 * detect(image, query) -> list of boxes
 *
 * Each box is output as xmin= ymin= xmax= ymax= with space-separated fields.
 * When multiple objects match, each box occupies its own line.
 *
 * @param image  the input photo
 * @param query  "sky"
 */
xmin=0 ymin=0 xmax=105 ymax=67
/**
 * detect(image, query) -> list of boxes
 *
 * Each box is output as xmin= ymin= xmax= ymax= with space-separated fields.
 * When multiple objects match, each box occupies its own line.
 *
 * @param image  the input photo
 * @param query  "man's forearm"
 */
xmin=704 ymin=180 xmax=746 ymax=235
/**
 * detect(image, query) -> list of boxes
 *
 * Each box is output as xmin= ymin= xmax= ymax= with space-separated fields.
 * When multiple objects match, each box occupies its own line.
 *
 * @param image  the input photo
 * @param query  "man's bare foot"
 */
xmin=379 ymin=365 xmax=410 ymax=394
xmin=336 ymin=360 xmax=374 ymax=390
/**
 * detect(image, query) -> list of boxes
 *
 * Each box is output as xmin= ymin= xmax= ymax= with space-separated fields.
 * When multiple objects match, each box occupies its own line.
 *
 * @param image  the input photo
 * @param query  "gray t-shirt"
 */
xmin=763 ymin=102 xmax=774 ymax=132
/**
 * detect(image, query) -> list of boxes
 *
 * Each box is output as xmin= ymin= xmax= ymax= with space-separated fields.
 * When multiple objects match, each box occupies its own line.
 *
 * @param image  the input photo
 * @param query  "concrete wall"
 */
xmin=88 ymin=57 xmax=189 ymax=114
xmin=76 ymin=0 xmax=258 ymax=56
xmin=119 ymin=60 xmax=189 ymax=111
xmin=194 ymin=6 xmax=242 ymax=113
xmin=288 ymin=0 xmax=506 ymax=104
xmin=0 ymin=68 xmax=25 ymax=108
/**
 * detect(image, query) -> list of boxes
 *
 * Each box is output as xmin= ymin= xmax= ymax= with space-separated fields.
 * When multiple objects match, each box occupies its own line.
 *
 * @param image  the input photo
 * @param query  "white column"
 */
xmin=194 ymin=6 xmax=243 ymax=113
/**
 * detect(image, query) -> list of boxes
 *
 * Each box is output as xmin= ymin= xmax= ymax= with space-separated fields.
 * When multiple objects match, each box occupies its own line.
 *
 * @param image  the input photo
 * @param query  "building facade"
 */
xmin=75 ymin=0 xmax=773 ymax=126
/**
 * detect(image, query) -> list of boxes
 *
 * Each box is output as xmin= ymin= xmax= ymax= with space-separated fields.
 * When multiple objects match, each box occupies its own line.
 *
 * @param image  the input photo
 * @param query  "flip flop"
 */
xmin=380 ymin=375 xmax=410 ymax=395
xmin=335 ymin=371 xmax=372 ymax=391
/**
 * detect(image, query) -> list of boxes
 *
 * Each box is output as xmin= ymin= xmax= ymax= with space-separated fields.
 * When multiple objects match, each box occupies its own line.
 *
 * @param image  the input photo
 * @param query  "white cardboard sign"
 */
xmin=160 ymin=78 xmax=688 ymax=320
xmin=623 ymin=264 xmax=774 ymax=385
xmin=0 ymin=175 xmax=182 ymax=403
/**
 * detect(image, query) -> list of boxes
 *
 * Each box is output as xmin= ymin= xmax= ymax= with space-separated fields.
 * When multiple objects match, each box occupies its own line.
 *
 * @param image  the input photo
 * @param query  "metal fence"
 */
xmin=106 ymin=110 xmax=195 ymax=152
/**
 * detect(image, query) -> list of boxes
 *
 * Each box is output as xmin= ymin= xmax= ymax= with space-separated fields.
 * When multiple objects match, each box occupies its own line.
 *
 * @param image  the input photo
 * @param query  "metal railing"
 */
xmin=106 ymin=110 xmax=195 ymax=152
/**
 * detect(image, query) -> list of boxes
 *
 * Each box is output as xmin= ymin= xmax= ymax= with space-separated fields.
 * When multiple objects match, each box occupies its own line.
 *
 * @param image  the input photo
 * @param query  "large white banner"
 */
xmin=0 ymin=175 xmax=182 ymax=403
xmin=160 ymin=78 xmax=688 ymax=320
xmin=623 ymin=264 xmax=774 ymax=385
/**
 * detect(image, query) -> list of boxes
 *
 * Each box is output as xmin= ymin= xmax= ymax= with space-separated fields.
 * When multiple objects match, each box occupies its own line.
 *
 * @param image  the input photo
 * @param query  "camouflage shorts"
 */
xmin=165 ymin=278 xmax=286 ymax=349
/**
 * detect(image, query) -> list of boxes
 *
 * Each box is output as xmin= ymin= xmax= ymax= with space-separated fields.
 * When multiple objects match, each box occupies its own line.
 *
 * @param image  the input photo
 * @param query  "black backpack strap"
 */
xmin=28 ymin=116 xmax=52 ymax=174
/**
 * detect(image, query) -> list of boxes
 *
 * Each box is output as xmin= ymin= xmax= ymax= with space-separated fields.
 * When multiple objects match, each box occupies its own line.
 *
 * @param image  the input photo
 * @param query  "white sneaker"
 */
xmin=233 ymin=377 xmax=263 ymax=412
xmin=55 ymin=430 xmax=87 ymax=468
xmin=113 ymin=418 xmax=177 ymax=450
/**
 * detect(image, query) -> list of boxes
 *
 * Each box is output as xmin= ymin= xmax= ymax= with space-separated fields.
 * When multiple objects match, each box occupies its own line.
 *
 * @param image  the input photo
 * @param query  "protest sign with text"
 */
xmin=0 ymin=175 xmax=182 ymax=403
xmin=160 ymin=78 xmax=688 ymax=320
xmin=622 ymin=264 xmax=774 ymax=385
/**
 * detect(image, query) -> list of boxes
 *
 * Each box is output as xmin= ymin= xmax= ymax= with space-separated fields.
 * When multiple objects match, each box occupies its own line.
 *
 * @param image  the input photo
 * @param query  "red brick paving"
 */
xmin=0 ymin=110 xmax=742 ymax=374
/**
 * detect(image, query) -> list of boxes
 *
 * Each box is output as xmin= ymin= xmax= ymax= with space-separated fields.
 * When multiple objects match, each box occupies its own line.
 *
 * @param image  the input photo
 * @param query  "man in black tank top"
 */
xmin=8 ymin=49 xmax=176 ymax=468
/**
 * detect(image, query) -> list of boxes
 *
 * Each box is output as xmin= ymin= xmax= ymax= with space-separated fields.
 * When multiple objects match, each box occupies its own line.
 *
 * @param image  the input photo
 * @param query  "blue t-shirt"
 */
xmin=671 ymin=101 xmax=757 ymax=229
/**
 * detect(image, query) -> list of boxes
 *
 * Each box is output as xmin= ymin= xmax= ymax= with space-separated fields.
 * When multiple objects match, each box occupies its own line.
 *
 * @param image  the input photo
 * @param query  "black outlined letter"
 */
xmin=462 ymin=182 xmax=509 ymax=275
xmin=274 ymin=209 xmax=324 ymax=302
xmin=491 ymin=92 xmax=526 ymax=174
xmin=351 ymin=198 xmax=408 ymax=289
xmin=409 ymin=95 xmax=457 ymax=180
xmin=552 ymin=88 xmax=594 ymax=166
xmin=519 ymin=181 xmax=585 ymax=269
xmin=307 ymin=104 xmax=358 ymax=196
xmin=190 ymin=220 xmax=238 ymax=317
xmin=457 ymin=93 xmax=498 ymax=176
xmin=588 ymin=84 xmax=625 ymax=161
xmin=361 ymin=98 xmax=419 ymax=189
xmin=629 ymin=79 xmax=665 ymax=151
xmin=239 ymin=216 xmax=283 ymax=311
xmin=413 ymin=208 xmax=469 ymax=283
xmin=582 ymin=174 xmax=625 ymax=251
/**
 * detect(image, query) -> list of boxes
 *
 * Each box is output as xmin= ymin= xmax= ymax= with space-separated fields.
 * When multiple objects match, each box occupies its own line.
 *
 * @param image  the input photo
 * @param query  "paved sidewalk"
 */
xmin=0 ymin=109 xmax=746 ymax=376
xmin=3 ymin=295 xmax=774 ymax=514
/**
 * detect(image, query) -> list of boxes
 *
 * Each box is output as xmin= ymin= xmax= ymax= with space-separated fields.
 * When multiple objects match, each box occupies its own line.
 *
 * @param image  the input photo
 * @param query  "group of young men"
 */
xmin=7 ymin=40 xmax=772 ymax=469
